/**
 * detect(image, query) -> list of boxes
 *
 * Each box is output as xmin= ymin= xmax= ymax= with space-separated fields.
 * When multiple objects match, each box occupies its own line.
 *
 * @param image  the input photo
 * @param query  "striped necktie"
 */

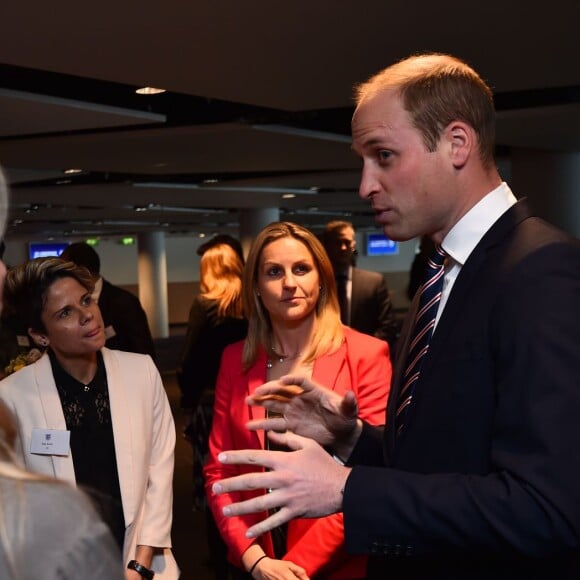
xmin=396 ymin=244 xmax=447 ymax=435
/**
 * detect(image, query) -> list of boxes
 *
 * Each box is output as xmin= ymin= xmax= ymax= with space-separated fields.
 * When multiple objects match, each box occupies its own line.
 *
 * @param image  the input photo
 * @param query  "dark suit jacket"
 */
xmin=343 ymin=200 xmax=580 ymax=579
xmin=98 ymin=278 xmax=156 ymax=360
xmin=350 ymin=267 xmax=399 ymax=350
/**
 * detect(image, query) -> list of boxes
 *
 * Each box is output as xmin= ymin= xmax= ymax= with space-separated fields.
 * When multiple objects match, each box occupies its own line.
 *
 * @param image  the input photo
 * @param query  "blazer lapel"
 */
xmin=102 ymin=348 xmax=135 ymax=523
xmin=34 ymin=355 xmax=76 ymax=483
xmin=247 ymin=350 xmax=268 ymax=449
xmin=311 ymin=342 xmax=346 ymax=392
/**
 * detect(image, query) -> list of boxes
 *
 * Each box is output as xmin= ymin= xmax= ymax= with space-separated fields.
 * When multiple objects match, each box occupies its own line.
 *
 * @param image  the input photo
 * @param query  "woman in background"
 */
xmin=0 ymin=257 xmax=178 ymax=579
xmin=177 ymin=235 xmax=247 ymax=580
xmin=204 ymin=222 xmax=392 ymax=579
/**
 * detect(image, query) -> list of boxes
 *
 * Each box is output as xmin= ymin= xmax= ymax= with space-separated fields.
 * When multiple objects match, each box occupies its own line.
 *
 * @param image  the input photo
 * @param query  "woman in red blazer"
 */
xmin=204 ymin=222 xmax=392 ymax=579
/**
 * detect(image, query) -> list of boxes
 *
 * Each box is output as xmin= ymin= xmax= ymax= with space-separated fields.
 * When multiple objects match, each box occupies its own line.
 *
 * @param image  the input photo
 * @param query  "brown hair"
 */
xmin=242 ymin=221 xmax=343 ymax=371
xmin=355 ymin=53 xmax=496 ymax=169
xmin=3 ymin=258 xmax=94 ymax=333
xmin=0 ymin=167 xmax=7 ymax=240
xmin=199 ymin=242 xmax=244 ymax=318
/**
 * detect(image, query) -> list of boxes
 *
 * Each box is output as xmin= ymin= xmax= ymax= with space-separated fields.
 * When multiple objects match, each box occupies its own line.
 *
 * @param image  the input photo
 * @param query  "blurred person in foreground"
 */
xmin=0 ymin=256 xmax=178 ymax=579
xmin=204 ymin=221 xmax=392 ymax=579
xmin=177 ymin=235 xmax=248 ymax=580
xmin=212 ymin=54 xmax=580 ymax=579
xmin=0 ymin=167 xmax=123 ymax=579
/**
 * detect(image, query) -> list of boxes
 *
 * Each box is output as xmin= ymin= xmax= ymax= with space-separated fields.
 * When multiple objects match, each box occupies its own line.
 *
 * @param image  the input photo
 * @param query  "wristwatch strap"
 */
xmin=127 ymin=559 xmax=155 ymax=579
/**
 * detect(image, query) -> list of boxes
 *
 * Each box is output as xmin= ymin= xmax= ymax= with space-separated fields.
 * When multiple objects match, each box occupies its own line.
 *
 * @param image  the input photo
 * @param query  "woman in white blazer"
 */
xmin=0 ymin=258 xmax=178 ymax=579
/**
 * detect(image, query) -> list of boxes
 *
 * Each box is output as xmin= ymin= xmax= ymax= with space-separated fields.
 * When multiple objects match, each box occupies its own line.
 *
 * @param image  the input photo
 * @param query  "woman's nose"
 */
xmin=282 ymin=271 xmax=297 ymax=287
xmin=80 ymin=306 xmax=94 ymax=324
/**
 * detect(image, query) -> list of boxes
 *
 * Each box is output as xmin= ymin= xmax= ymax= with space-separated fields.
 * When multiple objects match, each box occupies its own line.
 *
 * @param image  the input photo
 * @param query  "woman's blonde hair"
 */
xmin=199 ymin=242 xmax=244 ymax=318
xmin=242 ymin=221 xmax=343 ymax=371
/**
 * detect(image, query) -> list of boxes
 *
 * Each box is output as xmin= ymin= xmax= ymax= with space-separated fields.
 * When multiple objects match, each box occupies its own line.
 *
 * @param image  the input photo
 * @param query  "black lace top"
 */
xmin=49 ymin=350 xmax=125 ymax=549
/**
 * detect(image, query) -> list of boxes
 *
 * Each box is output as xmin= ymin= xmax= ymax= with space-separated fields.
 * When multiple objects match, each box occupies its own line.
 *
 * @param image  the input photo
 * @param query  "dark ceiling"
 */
xmin=1 ymin=0 xmax=579 ymax=241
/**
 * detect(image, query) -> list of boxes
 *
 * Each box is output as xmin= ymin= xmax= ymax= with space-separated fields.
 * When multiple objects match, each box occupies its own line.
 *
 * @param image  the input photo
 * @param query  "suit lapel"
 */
xmin=428 ymin=200 xmax=532 ymax=367
xmin=392 ymin=201 xmax=532 ymax=453
xmin=34 ymin=354 xmax=76 ymax=482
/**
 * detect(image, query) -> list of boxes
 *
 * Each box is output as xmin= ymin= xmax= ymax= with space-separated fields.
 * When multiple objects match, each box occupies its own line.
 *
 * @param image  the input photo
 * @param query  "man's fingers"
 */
xmin=216 ymin=448 xmax=276 ymax=471
xmin=246 ymin=417 xmax=286 ymax=432
xmin=267 ymin=429 xmax=309 ymax=452
xmin=244 ymin=506 xmax=294 ymax=538
xmin=340 ymin=390 xmax=359 ymax=418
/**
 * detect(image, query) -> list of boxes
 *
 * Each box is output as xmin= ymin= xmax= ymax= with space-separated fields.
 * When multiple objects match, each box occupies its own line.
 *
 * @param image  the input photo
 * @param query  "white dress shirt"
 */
xmin=436 ymin=182 xmax=517 ymax=328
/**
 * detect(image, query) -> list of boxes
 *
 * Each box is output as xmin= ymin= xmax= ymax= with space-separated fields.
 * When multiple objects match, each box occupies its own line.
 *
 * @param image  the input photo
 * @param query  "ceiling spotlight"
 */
xmin=135 ymin=86 xmax=166 ymax=95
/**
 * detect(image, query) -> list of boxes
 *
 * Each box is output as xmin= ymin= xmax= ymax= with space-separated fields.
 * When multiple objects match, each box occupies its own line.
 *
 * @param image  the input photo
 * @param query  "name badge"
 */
xmin=30 ymin=429 xmax=71 ymax=456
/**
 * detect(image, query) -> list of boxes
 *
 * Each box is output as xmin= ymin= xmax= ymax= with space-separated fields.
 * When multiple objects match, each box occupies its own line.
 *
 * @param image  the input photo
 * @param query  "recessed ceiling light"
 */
xmin=282 ymin=193 xmax=296 ymax=199
xmin=135 ymin=86 xmax=166 ymax=95
xmin=63 ymin=168 xmax=83 ymax=175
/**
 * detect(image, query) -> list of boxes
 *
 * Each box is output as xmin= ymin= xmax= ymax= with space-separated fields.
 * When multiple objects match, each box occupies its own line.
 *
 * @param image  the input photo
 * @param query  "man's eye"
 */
xmin=378 ymin=150 xmax=392 ymax=161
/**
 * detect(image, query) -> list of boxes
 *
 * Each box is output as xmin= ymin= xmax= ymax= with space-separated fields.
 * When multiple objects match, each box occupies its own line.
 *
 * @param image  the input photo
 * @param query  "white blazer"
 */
xmin=0 ymin=347 xmax=179 ymax=578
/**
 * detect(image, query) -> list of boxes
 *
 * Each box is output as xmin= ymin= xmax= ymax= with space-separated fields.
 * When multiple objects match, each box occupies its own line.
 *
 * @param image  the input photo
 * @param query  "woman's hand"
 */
xmin=253 ymin=556 xmax=309 ymax=579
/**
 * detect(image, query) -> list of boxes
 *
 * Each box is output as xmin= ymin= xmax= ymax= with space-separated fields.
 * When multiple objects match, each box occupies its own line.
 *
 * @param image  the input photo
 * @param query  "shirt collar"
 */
xmin=442 ymin=182 xmax=517 ymax=267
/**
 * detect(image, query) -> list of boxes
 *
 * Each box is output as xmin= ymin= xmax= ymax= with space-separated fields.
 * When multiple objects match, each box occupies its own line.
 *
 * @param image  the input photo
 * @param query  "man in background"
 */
xmin=61 ymin=242 xmax=156 ymax=361
xmin=321 ymin=220 xmax=399 ymax=351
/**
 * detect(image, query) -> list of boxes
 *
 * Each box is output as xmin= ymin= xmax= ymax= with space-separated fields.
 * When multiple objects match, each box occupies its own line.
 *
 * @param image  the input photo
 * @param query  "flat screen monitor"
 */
xmin=28 ymin=242 xmax=69 ymax=260
xmin=366 ymin=233 xmax=398 ymax=256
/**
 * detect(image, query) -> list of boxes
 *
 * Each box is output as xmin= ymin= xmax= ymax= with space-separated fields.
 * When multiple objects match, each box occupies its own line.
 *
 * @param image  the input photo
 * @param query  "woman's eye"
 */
xmin=82 ymin=295 xmax=92 ymax=306
xmin=293 ymin=264 xmax=310 ymax=275
xmin=266 ymin=266 xmax=282 ymax=277
xmin=58 ymin=308 xmax=70 ymax=319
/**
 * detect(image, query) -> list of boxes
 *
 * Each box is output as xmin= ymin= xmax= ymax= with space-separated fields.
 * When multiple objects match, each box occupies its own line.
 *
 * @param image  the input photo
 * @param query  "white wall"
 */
xmin=4 ymin=234 xmax=419 ymax=285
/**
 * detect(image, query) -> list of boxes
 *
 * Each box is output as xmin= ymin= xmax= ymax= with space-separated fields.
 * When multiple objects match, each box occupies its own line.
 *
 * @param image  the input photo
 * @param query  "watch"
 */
xmin=127 ymin=560 xmax=155 ymax=579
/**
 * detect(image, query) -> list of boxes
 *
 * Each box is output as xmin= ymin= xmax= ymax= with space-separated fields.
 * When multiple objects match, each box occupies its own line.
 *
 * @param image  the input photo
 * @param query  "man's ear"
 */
xmin=28 ymin=328 xmax=49 ymax=348
xmin=443 ymin=121 xmax=474 ymax=169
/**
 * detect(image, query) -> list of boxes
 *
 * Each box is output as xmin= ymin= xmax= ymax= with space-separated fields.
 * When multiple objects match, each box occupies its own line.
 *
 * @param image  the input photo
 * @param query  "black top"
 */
xmin=177 ymin=295 xmax=248 ymax=408
xmin=49 ymin=350 xmax=125 ymax=549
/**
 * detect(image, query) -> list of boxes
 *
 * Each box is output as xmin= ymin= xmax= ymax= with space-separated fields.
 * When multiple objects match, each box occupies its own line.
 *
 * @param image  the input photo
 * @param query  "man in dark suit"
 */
xmin=321 ymin=220 xmax=399 ymax=350
xmin=61 ymin=242 xmax=156 ymax=361
xmin=212 ymin=53 xmax=580 ymax=579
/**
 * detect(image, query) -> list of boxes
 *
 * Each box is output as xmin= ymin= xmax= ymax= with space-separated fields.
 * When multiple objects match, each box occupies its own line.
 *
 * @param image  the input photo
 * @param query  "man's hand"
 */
xmin=212 ymin=431 xmax=351 ymax=539
xmin=246 ymin=375 xmax=361 ymax=455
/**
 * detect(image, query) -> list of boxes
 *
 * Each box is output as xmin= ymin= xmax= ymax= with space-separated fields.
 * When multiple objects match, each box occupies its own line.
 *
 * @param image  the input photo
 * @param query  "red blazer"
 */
xmin=204 ymin=327 xmax=392 ymax=579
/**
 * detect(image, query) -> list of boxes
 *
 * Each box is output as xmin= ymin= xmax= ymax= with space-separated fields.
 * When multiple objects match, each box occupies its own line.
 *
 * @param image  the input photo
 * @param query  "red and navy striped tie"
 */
xmin=396 ymin=244 xmax=447 ymax=435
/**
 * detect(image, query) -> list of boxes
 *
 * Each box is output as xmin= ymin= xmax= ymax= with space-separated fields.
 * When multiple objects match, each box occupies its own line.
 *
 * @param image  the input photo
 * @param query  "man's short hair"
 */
xmin=60 ymin=242 xmax=101 ymax=276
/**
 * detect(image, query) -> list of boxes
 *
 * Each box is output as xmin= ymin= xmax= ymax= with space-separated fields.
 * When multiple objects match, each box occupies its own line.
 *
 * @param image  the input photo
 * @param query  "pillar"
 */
xmin=137 ymin=231 xmax=169 ymax=339
xmin=239 ymin=208 xmax=280 ymax=257
xmin=509 ymin=149 xmax=580 ymax=237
